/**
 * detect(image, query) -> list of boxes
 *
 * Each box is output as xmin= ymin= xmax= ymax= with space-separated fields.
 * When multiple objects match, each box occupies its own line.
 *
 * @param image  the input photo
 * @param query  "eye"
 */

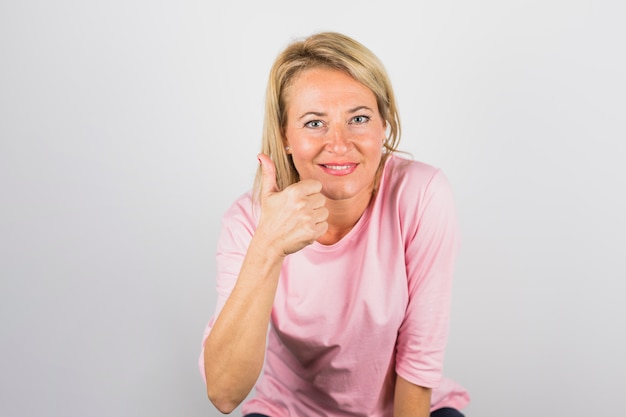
xmin=350 ymin=115 xmax=370 ymax=124
xmin=304 ymin=120 xmax=324 ymax=128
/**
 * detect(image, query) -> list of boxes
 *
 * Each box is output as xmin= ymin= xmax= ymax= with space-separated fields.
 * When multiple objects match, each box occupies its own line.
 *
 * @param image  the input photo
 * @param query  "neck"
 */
xmin=317 ymin=190 xmax=374 ymax=246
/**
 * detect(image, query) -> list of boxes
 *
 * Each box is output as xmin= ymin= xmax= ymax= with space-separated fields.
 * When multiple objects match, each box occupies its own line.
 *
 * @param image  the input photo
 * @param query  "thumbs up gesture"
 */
xmin=256 ymin=153 xmax=329 ymax=256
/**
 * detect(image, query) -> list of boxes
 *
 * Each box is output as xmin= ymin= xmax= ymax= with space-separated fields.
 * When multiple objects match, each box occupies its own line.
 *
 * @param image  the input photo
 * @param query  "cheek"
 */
xmin=288 ymin=134 xmax=321 ymax=160
xmin=360 ymin=136 xmax=385 ymax=156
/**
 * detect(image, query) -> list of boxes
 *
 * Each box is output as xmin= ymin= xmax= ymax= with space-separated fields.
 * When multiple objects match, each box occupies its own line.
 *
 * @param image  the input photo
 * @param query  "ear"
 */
xmin=281 ymin=131 xmax=291 ymax=154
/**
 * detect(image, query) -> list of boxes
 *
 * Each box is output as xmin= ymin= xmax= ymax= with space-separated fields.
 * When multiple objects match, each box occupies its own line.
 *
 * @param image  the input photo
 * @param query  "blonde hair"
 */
xmin=253 ymin=31 xmax=402 ymax=197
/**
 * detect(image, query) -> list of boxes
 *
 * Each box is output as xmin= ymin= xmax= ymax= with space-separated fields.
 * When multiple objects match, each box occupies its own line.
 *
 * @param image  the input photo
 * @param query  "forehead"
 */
xmin=284 ymin=67 xmax=377 ymax=112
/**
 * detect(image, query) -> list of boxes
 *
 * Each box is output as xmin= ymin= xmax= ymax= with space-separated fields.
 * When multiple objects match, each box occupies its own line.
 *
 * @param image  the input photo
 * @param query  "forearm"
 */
xmin=203 ymin=238 xmax=284 ymax=413
xmin=394 ymin=375 xmax=432 ymax=417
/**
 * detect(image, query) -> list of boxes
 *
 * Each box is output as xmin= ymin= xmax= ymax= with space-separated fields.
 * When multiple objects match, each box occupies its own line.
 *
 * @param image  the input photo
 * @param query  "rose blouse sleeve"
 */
xmin=394 ymin=168 xmax=460 ymax=388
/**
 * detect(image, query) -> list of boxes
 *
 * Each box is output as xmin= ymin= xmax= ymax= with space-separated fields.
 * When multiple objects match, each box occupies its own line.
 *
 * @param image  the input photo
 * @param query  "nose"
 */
xmin=326 ymin=124 xmax=351 ymax=154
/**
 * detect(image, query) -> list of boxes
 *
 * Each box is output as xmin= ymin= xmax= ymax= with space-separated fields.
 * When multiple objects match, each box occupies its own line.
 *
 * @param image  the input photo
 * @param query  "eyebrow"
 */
xmin=297 ymin=106 xmax=375 ymax=121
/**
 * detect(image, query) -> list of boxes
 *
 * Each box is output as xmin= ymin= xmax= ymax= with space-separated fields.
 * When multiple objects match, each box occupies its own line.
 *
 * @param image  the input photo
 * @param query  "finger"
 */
xmin=309 ymin=193 xmax=327 ymax=210
xmin=257 ymin=153 xmax=278 ymax=197
xmin=294 ymin=178 xmax=323 ymax=195
xmin=313 ymin=218 xmax=329 ymax=237
xmin=314 ymin=206 xmax=329 ymax=224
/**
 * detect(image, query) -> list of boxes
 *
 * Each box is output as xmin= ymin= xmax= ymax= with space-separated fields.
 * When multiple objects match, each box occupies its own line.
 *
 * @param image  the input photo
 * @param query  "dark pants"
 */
xmin=245 ymin=408 xmax=464 ymax=417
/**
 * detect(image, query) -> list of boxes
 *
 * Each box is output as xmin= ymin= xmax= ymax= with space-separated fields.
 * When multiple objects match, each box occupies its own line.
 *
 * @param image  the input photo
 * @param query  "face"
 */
xmin=283 ymin=67 xmax=386 ymax=202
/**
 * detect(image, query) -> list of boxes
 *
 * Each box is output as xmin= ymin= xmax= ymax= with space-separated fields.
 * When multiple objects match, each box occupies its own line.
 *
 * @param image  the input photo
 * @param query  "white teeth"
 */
xmin=325 ymin=165 xmax=351 ymax=170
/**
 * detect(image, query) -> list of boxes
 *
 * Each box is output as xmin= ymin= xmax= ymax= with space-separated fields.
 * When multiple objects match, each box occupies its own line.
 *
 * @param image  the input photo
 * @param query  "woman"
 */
xmin=199 ymin=32 xmax=470 ymax=417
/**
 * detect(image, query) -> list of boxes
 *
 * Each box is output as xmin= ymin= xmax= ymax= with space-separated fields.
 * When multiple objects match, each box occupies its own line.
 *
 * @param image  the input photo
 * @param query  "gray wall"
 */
xmin=1 ymin=1 xmax=624 ymax=416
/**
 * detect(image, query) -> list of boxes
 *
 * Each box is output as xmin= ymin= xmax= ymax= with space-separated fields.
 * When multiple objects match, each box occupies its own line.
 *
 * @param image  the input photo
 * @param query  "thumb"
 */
xmin=258 ymin=153 xmax=278 ymax=196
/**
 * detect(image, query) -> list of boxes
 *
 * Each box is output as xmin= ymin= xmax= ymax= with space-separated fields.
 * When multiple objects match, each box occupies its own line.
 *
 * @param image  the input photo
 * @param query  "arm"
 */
xmin=203 ymin=155 xmax=328 ymax=413
xmin=394 ymin=375 xmax=432 ymax=417
xmin=203 ymin=236 xmax=283 ymax=413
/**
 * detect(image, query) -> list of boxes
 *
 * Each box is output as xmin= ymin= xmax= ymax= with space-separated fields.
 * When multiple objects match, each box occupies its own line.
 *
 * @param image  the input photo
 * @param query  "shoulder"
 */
xmin=378 ymin=154 xmax=457 ymax=236
xmin=381 ymin=154 xmax=452 ymax=201
xmin=222 ymin=191 xmax=257 ymax=222
xmin=218 ymin=191 xmax=259 ymax=245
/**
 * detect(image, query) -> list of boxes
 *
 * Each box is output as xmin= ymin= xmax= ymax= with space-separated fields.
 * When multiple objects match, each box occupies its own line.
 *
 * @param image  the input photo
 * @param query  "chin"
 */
xmin=321 ymin=186 xmax=367 ymax=202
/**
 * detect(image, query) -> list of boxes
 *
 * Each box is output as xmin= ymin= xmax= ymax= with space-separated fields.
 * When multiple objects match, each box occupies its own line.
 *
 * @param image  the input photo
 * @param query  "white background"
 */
xmin=1 ymin=1 xmax=625 ymax=416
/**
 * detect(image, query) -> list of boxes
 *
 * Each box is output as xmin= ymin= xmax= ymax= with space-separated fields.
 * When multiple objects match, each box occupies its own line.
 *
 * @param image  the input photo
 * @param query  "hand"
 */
xmin=256 ymin=153 xmax=329 ymax=256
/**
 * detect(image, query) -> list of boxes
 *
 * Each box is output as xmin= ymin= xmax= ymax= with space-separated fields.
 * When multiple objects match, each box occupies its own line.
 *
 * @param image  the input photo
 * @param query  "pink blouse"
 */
xmin=200 ymin=154 xmax=470 ymax=416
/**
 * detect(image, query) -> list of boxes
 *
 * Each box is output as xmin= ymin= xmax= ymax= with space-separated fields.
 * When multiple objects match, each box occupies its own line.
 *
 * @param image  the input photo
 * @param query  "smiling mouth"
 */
xmin=319 ymin=163 xmax=358 ymax=176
